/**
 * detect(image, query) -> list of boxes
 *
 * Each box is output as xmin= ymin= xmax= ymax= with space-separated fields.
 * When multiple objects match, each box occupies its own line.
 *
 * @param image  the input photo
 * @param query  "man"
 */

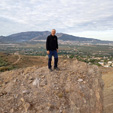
xmin=46 ymin=29 xmax=60 ymax=71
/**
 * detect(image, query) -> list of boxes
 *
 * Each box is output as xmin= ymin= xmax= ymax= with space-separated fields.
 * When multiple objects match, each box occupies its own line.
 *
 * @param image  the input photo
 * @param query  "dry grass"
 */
xmin=0 ymin=52 xmax=64 ymax=71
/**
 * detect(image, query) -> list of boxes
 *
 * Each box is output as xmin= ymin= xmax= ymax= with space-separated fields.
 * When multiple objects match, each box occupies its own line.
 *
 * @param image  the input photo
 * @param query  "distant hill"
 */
xmin=0 ymin=52 xmax=50 ymax=72
xmin=0 ymin=31 xmax=113 ymax=44
xmin=0 ymin=36 xmax=5 ymax=41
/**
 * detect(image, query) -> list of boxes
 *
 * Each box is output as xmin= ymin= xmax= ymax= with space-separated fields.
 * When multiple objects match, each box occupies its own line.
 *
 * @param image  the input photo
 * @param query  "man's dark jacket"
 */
xmin=46 ymin=34 xmax=58 ymax=51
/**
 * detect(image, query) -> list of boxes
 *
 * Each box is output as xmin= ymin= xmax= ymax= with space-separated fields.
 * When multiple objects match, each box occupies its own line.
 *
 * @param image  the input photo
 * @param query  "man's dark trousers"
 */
xmin=48 ymin=50 xmax=58 ymax=69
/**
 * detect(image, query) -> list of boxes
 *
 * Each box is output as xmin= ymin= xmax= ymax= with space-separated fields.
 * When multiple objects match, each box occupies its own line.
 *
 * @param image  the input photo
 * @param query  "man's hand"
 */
xmin=47 ymin=50 xmax=50 ymax=54
xmin=57 ymin=49 xmax=58 ymax=53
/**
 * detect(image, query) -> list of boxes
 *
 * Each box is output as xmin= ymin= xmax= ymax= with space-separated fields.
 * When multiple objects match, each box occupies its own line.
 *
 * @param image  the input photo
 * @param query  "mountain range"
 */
xmin=0 ymin=31 xmax=112 ymax=44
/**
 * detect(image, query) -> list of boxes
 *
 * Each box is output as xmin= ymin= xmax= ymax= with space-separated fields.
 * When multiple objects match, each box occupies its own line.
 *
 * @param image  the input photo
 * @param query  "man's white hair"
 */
xmin=52 ymin=29 xmax=56 ymax=31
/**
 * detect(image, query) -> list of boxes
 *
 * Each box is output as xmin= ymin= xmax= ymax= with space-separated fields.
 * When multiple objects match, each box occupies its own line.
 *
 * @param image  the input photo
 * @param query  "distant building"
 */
xmin=14 ymin=51 xmax=19 ymax=55
xmin=108 ymin=61 xmax=112 ymax=64
xmin=98 ymin=62 xmax=104 ymax=66
xmin=104 ymin=65 xmax=109 ymax=68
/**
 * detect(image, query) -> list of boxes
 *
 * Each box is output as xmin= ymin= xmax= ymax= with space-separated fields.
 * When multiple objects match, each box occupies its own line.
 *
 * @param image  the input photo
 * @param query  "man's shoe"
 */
xmin=49 ymin=68 xmax=53 ymax=72
xmin=54 ymin=67 xmax=60 ymax=70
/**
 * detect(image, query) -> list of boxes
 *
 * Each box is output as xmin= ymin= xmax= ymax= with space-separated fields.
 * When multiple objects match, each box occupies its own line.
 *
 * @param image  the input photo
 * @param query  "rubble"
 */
xmin=0 ymin=59 xmax=104 ymax=113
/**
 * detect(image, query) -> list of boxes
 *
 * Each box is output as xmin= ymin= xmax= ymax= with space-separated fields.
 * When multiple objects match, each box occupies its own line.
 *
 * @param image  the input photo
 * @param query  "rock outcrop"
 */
xmin=0 ymin=58 xmax=104 ymax=113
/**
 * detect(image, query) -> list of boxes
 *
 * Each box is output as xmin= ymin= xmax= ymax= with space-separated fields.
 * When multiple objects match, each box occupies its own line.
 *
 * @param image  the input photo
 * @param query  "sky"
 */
xmin=0 ymin=0 xmax=113 ymax=41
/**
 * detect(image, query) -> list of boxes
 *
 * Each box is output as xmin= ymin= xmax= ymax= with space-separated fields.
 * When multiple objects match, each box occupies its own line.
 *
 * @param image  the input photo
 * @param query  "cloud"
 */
xmin=0 ymin=0 xmax=113 ymax=40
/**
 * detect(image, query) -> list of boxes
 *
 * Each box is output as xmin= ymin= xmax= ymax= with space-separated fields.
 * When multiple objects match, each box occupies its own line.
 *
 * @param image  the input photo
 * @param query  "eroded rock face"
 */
xmin=0 ymin=59 xmax=104 ymax=113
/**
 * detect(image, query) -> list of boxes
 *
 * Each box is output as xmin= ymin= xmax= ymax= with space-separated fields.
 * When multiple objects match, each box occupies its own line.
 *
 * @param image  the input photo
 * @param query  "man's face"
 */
xmin=51 ymin=30 xmax=56 ymax=36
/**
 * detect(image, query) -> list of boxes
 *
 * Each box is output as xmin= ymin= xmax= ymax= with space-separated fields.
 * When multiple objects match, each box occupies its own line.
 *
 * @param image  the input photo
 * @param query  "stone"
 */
xmin=32 ymin=78 xmax=40 ymax=87
xmin=77 ymin=78 xmax=83 ymax=82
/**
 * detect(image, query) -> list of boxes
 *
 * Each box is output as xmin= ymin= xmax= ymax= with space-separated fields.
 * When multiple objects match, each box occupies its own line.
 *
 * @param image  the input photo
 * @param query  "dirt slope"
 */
xmin=102 ymin=69 xmax=113 ymax=113
xmin=0 ymin=58 xmax=104 ymax=113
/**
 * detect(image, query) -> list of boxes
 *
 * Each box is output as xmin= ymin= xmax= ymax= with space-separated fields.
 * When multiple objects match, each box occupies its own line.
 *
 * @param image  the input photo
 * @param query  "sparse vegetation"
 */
xmin=0 ymin=43 xmax=113 ymax=72
xmin=0 ymin=57 xmax=8 ymax=67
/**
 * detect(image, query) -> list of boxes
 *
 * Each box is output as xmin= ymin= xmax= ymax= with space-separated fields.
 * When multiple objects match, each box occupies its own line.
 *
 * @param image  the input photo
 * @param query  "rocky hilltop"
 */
xmin=0 ymin=59 xmax=104 ymax=113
